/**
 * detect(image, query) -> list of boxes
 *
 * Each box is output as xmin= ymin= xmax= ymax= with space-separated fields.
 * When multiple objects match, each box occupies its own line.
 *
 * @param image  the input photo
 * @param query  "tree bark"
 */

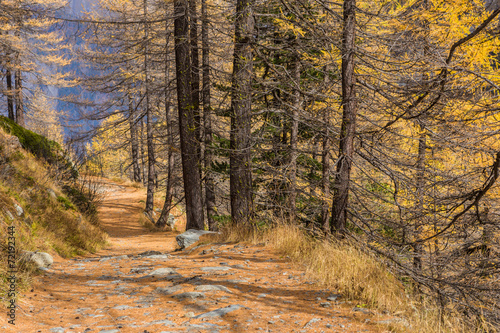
xmin=6 ymin=69 xmax=14 ymax=121
xmin=202 ymin=0 xmax=217 ymax=230
xmin=331 ymin=0 xmax=357 ymax=234
xmin=128 ymin=94 xmax=141 ymax=183
xmin=190 ymin=0 xmax=201 ymax=146
xmin=414 ymin=130 xmax=425 ymax=271
xmin=287 ymin=56 xmax=300 ymax=220
xmin=140 ymin=120 xmax=147 ymax=185
xmin=157 ymin=18 xmax=175 ymax=229
xmin=14 ymin=68 xmax=24 ymax=127
xmin=144 ymin=0 xmax=156 ymax=215
xmin=230 ymin=0 xmax=255 ymax=224
xmin=174 ymin=0 xmax=205 ymax=230
xmin=321 ymin=87 xmax=331 ymax=234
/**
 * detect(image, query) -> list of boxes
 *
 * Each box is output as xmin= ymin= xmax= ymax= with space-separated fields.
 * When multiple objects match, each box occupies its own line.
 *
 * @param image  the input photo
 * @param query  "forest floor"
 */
xmin=6 ymin=180 xmax=393 ymax=333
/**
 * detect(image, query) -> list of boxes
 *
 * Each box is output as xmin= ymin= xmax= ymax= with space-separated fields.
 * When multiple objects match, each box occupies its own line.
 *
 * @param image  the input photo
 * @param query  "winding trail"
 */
xmin=7 ymin=181 xmax=389 ymax=333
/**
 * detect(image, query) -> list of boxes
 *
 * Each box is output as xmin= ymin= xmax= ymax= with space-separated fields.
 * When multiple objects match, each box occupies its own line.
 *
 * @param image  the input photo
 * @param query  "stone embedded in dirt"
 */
xmin=49 ymin=327 xmax=64 ymax=333
xmin=112 ymin=305 xmax=139 ymax=310
xmin=176 ymin=229 xmax=217 ymax=249
xmin=303 ymin=317 xmax=321 ymax=328
xmin=320 ymin=302 xmax=331 ymax=308
xmin=147 ymin=319 xmax=176 ymax=326
xmin=155 ymin=285 xmax=183 ymax=295
xmin=326 ymin=294 xmax=341 ymax=301
xmin=138 ymin=250 xmax=163 ymax=256
xmin=21 ymin=251 xmax=53 ymax=269
xmin=144 ymin=254 xmax=171 ymax=260
xmin=98 ymin=329 xmax=120 ymax=333
xmin=99 ymin=255 xmax=128 ymax=261
xmin=173 ymin=292 xmax=205 ymax=300
xmin=193 ymin=304 xmax=246 ymax=319
xmin=200 ymin=266 xmax=231 ymax=272
xmin=145 ymin=267 xmax=177 ymax=277
xmin=352 ymin=307 xmax=371 ymax=314
xmin=194 ymin=285 xmax=232 ymax=293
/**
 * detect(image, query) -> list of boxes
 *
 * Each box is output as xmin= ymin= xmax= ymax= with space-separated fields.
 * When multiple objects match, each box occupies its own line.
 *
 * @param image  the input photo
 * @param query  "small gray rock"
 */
xmin=49 ymin=328 xmax=65 ymax=333
xmin=155 ymin=285 xmax=182 ymax=295
xmin=14 ymin=204 xmax=23 ymax=216
xmin=146 ymin=267 xmax=177 ymax=277
xmin=200 ymin=266 xmax=231 ymax=272
xmin=22 ymin=251 xmax=53 ymax=268
xmin=173 ymin=292 xmax=205 ymax=300
xmin=176 ymin=229 xmax=217 ymax=249
xmin=195 ymin=285 xmax=232 ymax=293
xmin=193 ymin=304 xmax=245 ymax=319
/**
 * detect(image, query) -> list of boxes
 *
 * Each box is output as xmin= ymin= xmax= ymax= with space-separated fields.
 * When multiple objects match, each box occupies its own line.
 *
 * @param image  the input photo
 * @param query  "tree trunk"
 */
xmin=144 ymin=0 xmax=156 ymax=215
xmin=6 ymin=69 xmax=14 ymax=121
xmin=190 ymin=0 xmax=201 ymax=146
xmin=156 ymin=80 xmax=175 ymax=228
xmin=157 ymin=29 xmax=175 ymax=229
xmin=287 ymin=56 xmax=300 ymax=220
xmin=15 ymin=69 xmax=24 ymax=127
xmin=128 ymin=94 xmax=141 ymax=183
xmin=331 ymin=0 xmax=357 ymax=234
xmin=414 ymin=130 xmax=426 ymax=271
xmin=174 ymin=0 xmax=205 ymax=230
xmin=140 ymin=120 xmax=147 ymax=185
xmin=202 ymin=0 xmax=217 ymax=230
xmin=230 ymin=0 xmax=254 ymax=224
xmin=321 ymin=105 xmax=331 ymax=233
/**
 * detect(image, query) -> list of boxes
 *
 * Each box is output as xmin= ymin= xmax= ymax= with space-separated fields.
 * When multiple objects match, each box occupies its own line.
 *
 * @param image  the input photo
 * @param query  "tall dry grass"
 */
xmin=218 ymin=222 xmax=486 ymax=333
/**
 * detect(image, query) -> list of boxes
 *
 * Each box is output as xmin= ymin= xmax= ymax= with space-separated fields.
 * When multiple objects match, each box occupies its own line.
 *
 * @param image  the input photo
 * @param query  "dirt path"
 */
xmin=6 ymin=181 xmax=390 ymax=333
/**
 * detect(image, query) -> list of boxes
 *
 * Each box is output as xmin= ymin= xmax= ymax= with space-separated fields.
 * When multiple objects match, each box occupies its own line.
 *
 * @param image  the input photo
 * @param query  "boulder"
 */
xmin=176 ymin=229 xmax=217 ymax=249
xmin=22 ymin=251 xmax=53 ymax=269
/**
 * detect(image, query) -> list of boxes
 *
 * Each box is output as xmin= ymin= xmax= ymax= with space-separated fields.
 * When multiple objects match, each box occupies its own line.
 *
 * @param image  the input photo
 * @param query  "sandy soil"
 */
xmin=2 ymin=181 xmax=391 ymax=333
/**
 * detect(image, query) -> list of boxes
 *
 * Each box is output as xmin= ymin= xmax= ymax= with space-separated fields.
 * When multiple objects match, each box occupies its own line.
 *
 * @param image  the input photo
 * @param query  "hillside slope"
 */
xmin=0 ymin=119 xmax=107 ymax=305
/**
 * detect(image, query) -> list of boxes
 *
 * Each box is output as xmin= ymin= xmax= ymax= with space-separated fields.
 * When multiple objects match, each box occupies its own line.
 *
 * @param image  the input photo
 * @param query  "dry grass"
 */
xmin=217 ymin=222 xmax=484 ymax=333
xmin=0 ymin=129 xmax=108 ymax=303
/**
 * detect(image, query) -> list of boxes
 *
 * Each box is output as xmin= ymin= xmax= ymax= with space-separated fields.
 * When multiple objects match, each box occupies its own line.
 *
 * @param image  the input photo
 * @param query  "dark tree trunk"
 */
xmin=202 ymin=0 xmax=217 ymax=230
xmin=157 ymin=31 xmax=175 ymax=229
xmin=174 ymin=0 xmax=205 ymax=230
xmin=189 ymin=0 xmax=201 ymax=146
xmin=140 ymin=120 xmax=147 ymax=185
xmin=15 ymin=69 xmax=24 ymax=127
xmin=321 ymin=66 xmax=332 ymax=235
xmin=230 ymin=0 xmax=254 ymax=224
xmin=128 ymin=94 xmax=141 ymax=183
xmin=6 ymin=69 xmax=14 ymax=121
xmin=322 ymin=119 xmax=331 ymax=232
xmin=287 ymin=56 xmax=300 ymax=220
xmin=414 ymin=131 xmax=426 ymax=271
xmin=331 ymin=0 xmax=357 ymax=234
xmin=144 ymin=0 xmax=156 ymax=215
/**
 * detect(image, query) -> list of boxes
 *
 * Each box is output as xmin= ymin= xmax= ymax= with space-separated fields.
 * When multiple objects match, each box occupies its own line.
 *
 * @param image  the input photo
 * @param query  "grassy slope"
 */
xmin=0 ymin=122 xmax=107 ymax=301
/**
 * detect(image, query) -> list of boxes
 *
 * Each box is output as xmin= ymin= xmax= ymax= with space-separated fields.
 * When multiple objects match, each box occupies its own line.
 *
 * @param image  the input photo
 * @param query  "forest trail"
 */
xmin=8 ymin=180 xmax=390 ymax=333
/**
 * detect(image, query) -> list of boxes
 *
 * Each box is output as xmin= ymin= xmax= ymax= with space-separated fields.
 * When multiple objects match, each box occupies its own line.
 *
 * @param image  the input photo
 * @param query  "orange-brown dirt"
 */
xmin=3 ymin=181 xmax=393 ymax=333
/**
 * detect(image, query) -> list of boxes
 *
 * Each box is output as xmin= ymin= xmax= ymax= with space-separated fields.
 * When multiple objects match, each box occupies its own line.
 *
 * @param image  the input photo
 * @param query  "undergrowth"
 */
xmin=216 ymin=222 xmax=483 ymax=333
xmin=0 ymin=127 xmax=107 ymax=304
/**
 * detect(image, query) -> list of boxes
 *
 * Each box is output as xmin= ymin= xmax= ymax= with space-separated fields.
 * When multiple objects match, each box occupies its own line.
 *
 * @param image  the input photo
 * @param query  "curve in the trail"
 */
xmin=5 ymin=181 xmax=389 ymax=333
